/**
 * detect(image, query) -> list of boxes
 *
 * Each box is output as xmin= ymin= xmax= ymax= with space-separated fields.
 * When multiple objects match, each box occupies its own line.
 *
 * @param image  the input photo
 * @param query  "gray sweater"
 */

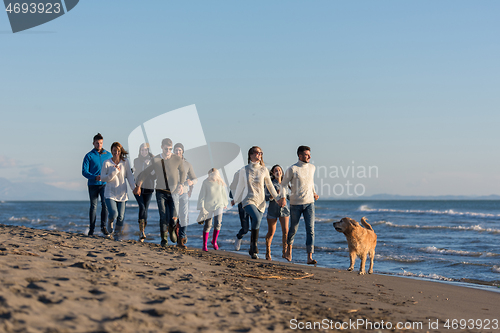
xmin=137 ymin=154 xmax=186 ymax=192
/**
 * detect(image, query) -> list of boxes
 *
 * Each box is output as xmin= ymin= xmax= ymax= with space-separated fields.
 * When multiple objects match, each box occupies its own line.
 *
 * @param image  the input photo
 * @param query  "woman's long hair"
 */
xmin=270 ymin=164 xmax=283 ymax=182
xmin=111 ymin=142 xmax=128 ymax=161
xmin=137 ymin=143 xmax=154 ymax=160
xmin=207 ymin=168 xmax=226 ymax=186
xmin=247 ymin=146 xmax=265 ymax=166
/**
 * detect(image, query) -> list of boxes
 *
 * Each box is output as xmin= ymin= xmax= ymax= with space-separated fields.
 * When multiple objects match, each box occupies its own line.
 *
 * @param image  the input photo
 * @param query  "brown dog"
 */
xmin=333 ymin=217 xmax=377 ymax=275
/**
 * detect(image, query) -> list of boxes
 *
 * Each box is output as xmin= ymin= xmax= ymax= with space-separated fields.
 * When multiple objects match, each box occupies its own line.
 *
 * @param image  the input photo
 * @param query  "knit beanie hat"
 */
xmin=174 ymin=143 xmax=184 ymax=153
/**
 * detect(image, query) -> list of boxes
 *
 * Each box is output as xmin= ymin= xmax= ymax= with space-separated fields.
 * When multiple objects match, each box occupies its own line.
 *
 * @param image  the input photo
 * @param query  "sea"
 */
xmin=1 ymin=200 xmax=499 ymax=291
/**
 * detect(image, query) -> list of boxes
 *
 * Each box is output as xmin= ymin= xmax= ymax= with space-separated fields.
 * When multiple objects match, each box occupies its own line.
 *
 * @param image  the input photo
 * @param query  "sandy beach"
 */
xmin=0 ymin=224 xmax=499 ymax=333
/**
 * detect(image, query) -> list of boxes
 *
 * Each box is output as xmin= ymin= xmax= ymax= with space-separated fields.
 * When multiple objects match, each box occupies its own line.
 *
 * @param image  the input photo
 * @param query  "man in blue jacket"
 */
xmin=82 ymin=133 xmax=112 ymax=236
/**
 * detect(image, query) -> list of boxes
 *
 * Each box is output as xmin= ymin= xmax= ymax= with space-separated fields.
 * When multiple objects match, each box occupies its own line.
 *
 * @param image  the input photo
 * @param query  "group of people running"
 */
xmin=82 ymin=133 xmax=319 ymax=264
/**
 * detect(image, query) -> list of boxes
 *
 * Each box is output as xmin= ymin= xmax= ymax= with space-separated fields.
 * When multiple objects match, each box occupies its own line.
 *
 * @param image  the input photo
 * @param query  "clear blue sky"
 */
xmin=1 ymin=1 xmax=500 ymax=197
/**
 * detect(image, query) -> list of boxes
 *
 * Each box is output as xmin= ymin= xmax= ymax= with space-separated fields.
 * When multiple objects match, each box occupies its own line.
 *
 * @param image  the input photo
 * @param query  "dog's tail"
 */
xmin=360 ymin=217 xmax=374 ymax=231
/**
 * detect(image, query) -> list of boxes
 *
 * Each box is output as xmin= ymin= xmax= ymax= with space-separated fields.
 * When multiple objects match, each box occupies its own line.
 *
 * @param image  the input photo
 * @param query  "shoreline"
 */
xmin=1 ymin=223 xmax=499 ymax=332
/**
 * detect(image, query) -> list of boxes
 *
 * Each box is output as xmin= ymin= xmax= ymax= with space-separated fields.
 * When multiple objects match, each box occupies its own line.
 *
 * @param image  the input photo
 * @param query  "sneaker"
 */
xmin=234 ymin=237 xmax=242 ymax=251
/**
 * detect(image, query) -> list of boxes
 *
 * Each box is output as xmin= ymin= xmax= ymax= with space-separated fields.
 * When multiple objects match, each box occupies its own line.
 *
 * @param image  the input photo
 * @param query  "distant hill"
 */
xmin=0 ymin=177 xmax=87 ymax=201
xmin=323 ymin=193 xmax=500 ymax=200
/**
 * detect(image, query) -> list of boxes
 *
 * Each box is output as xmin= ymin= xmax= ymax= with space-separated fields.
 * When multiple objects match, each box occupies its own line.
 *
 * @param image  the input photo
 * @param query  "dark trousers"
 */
xmin=134 ymin=188 xmax=154 ymax=221
xmin=236 ymin=202 xmax=251 ymax=239
xmin=156 ymin=190 xmax=176 ymax=236
xmin=88 ymin=184 xmax=107 ymax=232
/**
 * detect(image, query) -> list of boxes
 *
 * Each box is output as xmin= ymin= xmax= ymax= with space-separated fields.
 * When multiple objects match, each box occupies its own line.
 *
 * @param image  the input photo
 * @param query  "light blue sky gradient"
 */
xmin=1 ymin=1 xmax=499 ymax=197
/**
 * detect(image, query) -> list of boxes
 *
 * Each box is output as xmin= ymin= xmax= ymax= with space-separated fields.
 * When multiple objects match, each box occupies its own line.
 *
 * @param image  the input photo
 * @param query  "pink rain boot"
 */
xmin=211 ymin=230 xmax=220 ymax=250
xmin=202 ymin=232 xmax=209 ymax=251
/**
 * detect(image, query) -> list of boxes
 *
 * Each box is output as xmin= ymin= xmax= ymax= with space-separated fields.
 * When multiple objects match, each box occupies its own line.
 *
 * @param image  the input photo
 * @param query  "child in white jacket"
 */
xmin=197 ymin=168 xmax=228 ymax=251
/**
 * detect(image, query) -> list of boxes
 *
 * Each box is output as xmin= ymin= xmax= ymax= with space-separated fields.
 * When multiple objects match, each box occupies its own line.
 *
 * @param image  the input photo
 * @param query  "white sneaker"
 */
xmin=234 ymin=237 xmax=242 ymax=251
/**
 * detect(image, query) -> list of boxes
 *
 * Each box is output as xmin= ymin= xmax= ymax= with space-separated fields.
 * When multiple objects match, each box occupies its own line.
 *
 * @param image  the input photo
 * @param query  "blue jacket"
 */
xmin=82 ymin=148 xmax=112 ymax=186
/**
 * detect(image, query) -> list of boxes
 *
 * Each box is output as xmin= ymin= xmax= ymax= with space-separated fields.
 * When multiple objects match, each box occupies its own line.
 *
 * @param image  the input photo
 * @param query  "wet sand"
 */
xmin=0 ymin=224 xmax=499 ymax=332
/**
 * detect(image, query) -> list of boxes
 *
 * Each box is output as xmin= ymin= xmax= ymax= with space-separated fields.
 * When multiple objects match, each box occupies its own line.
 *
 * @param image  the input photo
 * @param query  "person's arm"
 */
xmin=197 ymin=181 xmax=206 ymax=211
xmin=133 ymin=158 xmax=140 ymax=178
xmin=233 ymin=167 xmax=246 ymax=204
xmin=125 ymin=159 xmax=136 ymax=190
xmin=229 ymin=171 xmax=239 ymax=205
xmin=82 ymin=154 xmax=98 ymax=180
xmin=100 ymin=160 xmax=118 ymax=183
xmin=136 ymin=162 xmax=156 ymax=188
xmin=311 ymin=165 xmax=319 ymax=200
xmin=281 ymin=166 xmax=293 ymax=188
xmin=187 ymin=163 xmax=197 ymax=186
xmin=176 ymin=159 xmax=186 ymax=194
xmin=222 ymin=184 xmax=229 ymax=208
xmin=264 ymin=172 xmax=281 ymax=201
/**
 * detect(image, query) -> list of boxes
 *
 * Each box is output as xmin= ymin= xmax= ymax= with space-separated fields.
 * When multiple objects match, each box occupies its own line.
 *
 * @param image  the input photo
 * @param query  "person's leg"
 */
xmin=236 ymin=203 xmax=250 ymax=239
xmin=202 ymin=216 xmax=213 ymax=251
xmin=278 ymin=216 xmax=289 ymax=258
xmin=211 ymin=207 xmax=223 ymax=250
xmin=135 ymin=193 xmax=146 ymax=220
xmin=98 ymin=185 xmax=108 ymax=233
xmin=156 ymin=191 xmax=168 ymax=246
xmin=142 ymin=190 xmax=154 ymax=221
xmin=178 ymin=193 xmax=189 ymax=240
xmin=265 ymin=217 xmax=278 ymax=260
xmin=105 ymin=199 xmax=118 ymax=225
xmin=244 ymin=204 xmax=263 ymax=259
xmin=234 ymin=202 xmax=250 ymax=251
xmin=303 ymin=203 xmax=316 ymax=264
xmin=285 ymin=205 xmax=303 ymax=261
xmin=165 ymin=193 xmax=177 ymax=243
xmin=87 ymin=185 xmax=99 ymax=235
xmin=113 ymin=201 xmax=126 ymax=241
xmin=135 ymin=193 xmax=146 ymax=241
xmin=140 ymin=189 xmax=154 ymax=240
xmin=116 ymin=201 xmax=126 ymax=227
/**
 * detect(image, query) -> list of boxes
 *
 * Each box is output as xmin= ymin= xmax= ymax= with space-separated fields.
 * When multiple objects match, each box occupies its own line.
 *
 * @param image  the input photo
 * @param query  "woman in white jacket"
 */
xmin=233 ymin=146 xmax=285 ymax=259
xmin=197 ymin=168 xmax=228 ymax=251
xmin=100 ymin=142 xmax=136 ymax=240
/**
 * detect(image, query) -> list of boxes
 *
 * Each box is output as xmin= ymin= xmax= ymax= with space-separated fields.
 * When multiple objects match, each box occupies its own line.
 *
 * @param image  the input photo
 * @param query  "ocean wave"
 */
xmin=375 ymin=254 xmax=425 ymax=263
xmin=359 ymin=205 xmax=499 ymax=219
xmin=8 ymin=216 xmax=42 ymax=223
xmin=398 ymin=270 xmax=456 ymax=282
xmin=492 ymin=266 xmax=500 ymax=273
xmin=316 ymin=217 xmax=336 ymax=223
xmin=373 ymin=221 xmax=500 ymax=234
xmin=314 ymin=246 xmax=347 ymax=253
xmin=420 ymin=246 xmax=500 ymax=257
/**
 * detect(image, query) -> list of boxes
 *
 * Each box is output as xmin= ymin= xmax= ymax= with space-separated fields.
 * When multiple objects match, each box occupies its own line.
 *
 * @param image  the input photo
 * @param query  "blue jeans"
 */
xmin=134 ymin=188 xmax=154 ymax=221
xmin=243 ymin=204 xmax=264 ymax=230
xmin=88 ymin=184 xmax=107 ymax=231
xmin=287 ymin=203 xmax=315 ymax=253
xmin=105 ymin=199 xmax=126 ymax=227
xmin=156 ymin=190 xmax=175 ymax=236
xmin=236 ymin=203 xmax=251 ymax=239
xmin=173 ymin=192 xmax=189 ymax=239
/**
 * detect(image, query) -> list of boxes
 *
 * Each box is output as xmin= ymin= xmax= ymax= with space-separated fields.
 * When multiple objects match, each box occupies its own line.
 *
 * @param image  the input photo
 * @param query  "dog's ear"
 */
xmin=349 ymin=218 xmax=360 ymax=227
